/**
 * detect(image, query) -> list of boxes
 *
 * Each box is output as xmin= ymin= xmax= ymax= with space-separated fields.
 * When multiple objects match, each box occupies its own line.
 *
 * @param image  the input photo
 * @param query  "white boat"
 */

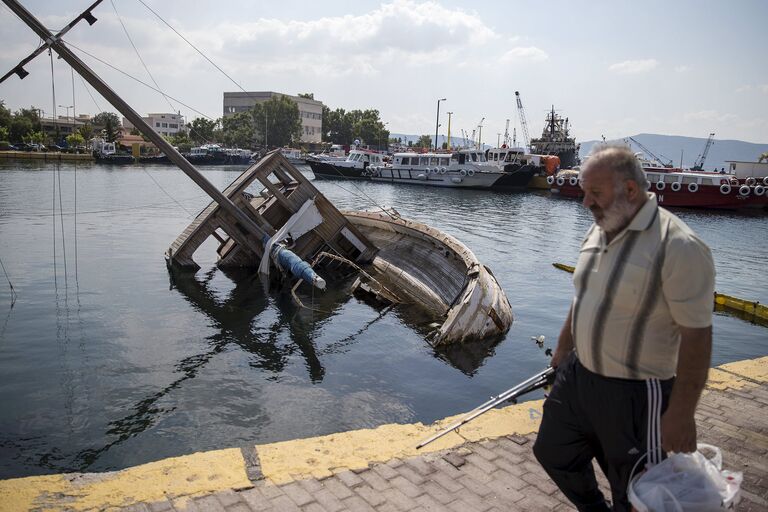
xmin=279 ymin=147 xmax=304 ymax=165
xmin=367 ymin=149 xmax=506 ymax=189
xmin=308 ymin=148 xmax=387 ymax=179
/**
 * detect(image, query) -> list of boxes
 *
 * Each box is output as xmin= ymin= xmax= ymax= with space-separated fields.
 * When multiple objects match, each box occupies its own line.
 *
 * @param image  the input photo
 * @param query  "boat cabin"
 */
xmin=345 ymin=150 xmax=385 ymax=166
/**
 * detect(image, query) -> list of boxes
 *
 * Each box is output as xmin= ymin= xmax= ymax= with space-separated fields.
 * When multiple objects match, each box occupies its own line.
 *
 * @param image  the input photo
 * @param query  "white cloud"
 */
xmin=760 ymin=84 xmax=768 ymax=94
xmin=674 ymin=65 xmax=690 ymax=73
xmin=608 ymin=59 xmax=658 ymax=74
xmin=500 ymin=46 xmax=549 ymax=63
xmin=736 ymin=85 xmax=753 ymax=93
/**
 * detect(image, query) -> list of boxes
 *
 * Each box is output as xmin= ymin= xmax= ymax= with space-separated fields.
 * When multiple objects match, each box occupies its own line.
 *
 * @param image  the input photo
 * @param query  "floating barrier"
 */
xmin=552 ymin=263 xmax=768 ymax=327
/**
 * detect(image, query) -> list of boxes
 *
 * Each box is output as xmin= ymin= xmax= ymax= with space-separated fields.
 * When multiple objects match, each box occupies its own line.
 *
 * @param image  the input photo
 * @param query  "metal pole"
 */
xmin=2 ymin=0 xmax=268 ymax=244
xmin=446 ymin=112 xmax=452 ymax=150
xmin=434 ymin=98 xmax=445 ymax=151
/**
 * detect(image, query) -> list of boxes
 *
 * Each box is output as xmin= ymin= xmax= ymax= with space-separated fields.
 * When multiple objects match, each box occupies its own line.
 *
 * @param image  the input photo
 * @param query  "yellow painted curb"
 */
xmin=1 ymin=355 xmax=765 ymax=510
xmin=706 ymin=355 xmax=768 ymax=390
xmin=0 ymin=448 xmax=250 ymax=512
xmin=256 ymin=398 xmax=545 ymax=485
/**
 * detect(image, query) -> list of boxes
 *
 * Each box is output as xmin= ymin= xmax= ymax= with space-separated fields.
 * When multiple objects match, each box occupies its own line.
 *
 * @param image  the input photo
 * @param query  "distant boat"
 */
xmin=307 ymin=148 xmax=386 ymax=179
xmin=550 ymin=164 xmax=768 ymax=210
xmin=183 ymin=144 xmax=252 ymax=165
xmin=367 ymin=149 xmax=507 ymax=189
xmin=485 ymin=146 xmax=559 ymax=190
xmin=279 ymin=147 xmax=304 ymax=165
xmin=91 ymin=138 xmax=134 ymax=165
xmin=529 ymin=106 xmax=580 ymax=169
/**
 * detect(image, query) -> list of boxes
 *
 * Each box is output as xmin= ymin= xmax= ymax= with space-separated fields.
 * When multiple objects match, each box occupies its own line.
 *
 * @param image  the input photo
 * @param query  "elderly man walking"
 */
xmin=533 ymin=145 xmax=715 ymax=511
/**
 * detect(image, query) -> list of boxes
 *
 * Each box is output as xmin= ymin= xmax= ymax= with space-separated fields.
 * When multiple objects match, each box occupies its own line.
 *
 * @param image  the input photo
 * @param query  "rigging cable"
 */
xmin=66 ymin=42 xmax=214 ymax=121
xmin=71 ymin=66 xmax=79 ymax=284
xmin=49 ymin=49 xmax=58 ymax=291
xmin=0 ymin=256 xmax=17 ymax=304
xmin=110 ymin=0 xmax=177 ymax=114
xmin=79 ymin=75 xmax=103 ymax=113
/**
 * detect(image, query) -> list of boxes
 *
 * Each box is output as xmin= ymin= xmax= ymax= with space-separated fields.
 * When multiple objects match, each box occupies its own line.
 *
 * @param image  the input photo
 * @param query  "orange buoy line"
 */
xmin=552 ymin=263 xmax=768 ymax=327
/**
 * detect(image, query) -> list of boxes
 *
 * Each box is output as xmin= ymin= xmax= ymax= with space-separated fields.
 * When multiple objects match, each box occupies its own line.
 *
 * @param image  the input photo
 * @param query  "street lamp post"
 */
xmin=477 ymin=117 xmax=485 ymax=149
xmin=446 ymin=112 xmax=453 ymax=150
xmin=435 ymin=98 xmax=446 ymax=151
xmin=59 ymin=104 xmax=73 ymax=141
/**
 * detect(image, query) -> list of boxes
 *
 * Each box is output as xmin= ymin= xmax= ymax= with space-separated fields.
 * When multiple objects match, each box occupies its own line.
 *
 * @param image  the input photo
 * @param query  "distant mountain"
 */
xmin=389 ymin=133 xmax=490 ymax=150
xmin=580 ymin=134 xmax=768 ymax=171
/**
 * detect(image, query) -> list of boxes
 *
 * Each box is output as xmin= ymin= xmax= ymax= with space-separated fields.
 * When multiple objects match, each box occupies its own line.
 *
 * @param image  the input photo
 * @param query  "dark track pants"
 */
xmin=533 ymin=352 xmax=673 ymax=512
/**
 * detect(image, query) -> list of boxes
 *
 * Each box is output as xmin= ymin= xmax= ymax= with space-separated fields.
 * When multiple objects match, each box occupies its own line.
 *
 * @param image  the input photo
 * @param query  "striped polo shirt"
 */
xmin=571 ymin=193 xmax=715 ymax=380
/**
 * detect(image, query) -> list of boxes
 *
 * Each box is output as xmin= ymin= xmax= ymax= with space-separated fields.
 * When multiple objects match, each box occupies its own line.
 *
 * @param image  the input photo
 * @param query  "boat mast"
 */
xmin=2 ymin=0 xmax=269 ymax=249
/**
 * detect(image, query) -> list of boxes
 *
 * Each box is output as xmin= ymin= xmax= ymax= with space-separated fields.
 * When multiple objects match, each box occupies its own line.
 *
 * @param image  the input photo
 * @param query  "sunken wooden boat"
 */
xmin=166 ymin=150 xmax=513 ymax=344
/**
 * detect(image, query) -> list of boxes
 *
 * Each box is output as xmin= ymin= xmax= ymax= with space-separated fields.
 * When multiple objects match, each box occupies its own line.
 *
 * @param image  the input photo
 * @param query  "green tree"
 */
xmin=9 ymin=116 xmax=33 ymax=143
xmin=221 ymin=111 xmax=255 ymax=148
xmin=297 ymin=93 xmax=314 ymax=99
xmin=92 ymin=111 xmax=120 ymax=128
xmin=415 ymin=135 xmax=432 ymax=148
xmin=78 ymin=122 xmax=93 ymax=141
xmin=0 ymin=101 xmax=12 ymax=131
xmin=66 ymin=132 xmax=85 ymax=148
xmin=189 ymin=117 xmax=218 ymax=144
xmin=23 ymin=130 xmax=46 ymax=145
xmin=0 ymin=126 xmax=9 ymax=142
xmin=759 ymin=151 xmax=768 ymax=163
xmin=251 ymin=95 xmax=301 ymax=148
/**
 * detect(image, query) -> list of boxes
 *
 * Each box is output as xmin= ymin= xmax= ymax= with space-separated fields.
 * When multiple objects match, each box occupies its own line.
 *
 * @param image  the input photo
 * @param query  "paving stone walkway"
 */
xmin=126 ymin=373 xmax=768 ymax=512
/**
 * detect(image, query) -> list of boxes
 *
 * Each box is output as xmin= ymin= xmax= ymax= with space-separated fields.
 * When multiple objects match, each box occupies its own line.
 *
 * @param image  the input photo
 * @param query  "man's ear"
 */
xmin=626 ymin=179 xmax=641 ymax=201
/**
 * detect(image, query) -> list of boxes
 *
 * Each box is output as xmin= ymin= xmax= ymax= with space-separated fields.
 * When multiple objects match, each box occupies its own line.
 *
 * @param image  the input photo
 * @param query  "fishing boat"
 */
xmin=307 ymin=148 xmax=386 ymax=179
xmin=183 ymin=144 xmax=252 ymax=165
xmin=167 ymin=151 xmax=514 ymax=344
xmin=5 ymin=0 xmax=513 ymax=345
xmin=529 ymin=106 xmax=580 ymax=169
xmin=279 ymin=147 xmax=304 ymax=165
xmin=485 ymin=146 xmax=560 ymax=190
xmin=91 ymin=138 xmax=134 ymax=164
xmin=366 ymin=149 xmax=507 ymax=189
xmin=549 ymin=166 xmax=768 ymax=210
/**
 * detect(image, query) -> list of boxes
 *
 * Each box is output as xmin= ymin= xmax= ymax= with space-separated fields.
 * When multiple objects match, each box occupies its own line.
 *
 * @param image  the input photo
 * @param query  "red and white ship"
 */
xmin=549 ymin=165 xmax=768 ymax=210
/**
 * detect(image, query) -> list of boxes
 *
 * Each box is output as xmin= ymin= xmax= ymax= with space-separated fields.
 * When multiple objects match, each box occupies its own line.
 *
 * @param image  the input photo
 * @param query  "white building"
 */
xmin=726 ymin=160 xmax=768 ymax=178
xmin=123 ymin=113 xmax=185 ymax=137
xmin=222 ymin=91 xmax=323 ymax=144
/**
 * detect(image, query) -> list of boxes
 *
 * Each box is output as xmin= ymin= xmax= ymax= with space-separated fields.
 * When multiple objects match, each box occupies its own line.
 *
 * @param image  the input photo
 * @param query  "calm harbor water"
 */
xmin=0 ymin=160 xmax=766 ymax=479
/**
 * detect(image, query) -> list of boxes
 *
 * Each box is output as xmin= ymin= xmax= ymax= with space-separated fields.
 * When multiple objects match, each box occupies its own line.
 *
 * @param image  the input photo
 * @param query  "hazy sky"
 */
xmin=1 ymin=0 xmax=767 ymax=143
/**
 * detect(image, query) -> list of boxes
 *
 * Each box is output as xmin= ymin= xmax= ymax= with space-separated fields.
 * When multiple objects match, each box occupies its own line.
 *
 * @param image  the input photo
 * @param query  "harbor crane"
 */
xmin=514 ymin=91 xmax=531 ymax=151
xmin=627 ymin=136 xmax=673 ymax=167
xmin=692 ymin=133 xmax=715 ymax=171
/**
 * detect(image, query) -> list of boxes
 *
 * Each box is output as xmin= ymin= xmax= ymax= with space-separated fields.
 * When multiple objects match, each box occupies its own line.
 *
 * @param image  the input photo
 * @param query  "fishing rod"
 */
xmin=416 ymin=366 xmax=555 ymax=450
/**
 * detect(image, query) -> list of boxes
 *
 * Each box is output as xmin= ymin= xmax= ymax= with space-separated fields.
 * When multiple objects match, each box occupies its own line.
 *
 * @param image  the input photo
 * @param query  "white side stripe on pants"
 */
xmin=646 ymin=378 xmax=662 ymax=466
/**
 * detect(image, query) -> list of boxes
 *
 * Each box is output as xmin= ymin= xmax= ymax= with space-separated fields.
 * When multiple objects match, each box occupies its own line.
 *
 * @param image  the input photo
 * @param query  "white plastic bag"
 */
xmin=628 ymin=443 xmax=742 ymax=511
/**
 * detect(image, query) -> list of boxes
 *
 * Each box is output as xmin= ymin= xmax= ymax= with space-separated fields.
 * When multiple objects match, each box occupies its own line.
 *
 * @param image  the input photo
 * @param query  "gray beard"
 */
xmin=596 ymin=196 xmax=636 ymax=235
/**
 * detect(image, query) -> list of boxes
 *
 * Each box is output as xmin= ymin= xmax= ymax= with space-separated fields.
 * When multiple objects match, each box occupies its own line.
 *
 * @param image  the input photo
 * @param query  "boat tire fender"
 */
xmin=546 ymin=175 xmax=555 ymax=185
xmin=720 ymin=183 xmax=731 ymax=195
xmin=688 ymin=182 xmax=699 ymax=193
xmin=569 ymin=176 xmax=578 ymax=186
xmin=730 ymin=177 xmax=739 ymax=186
xmin=656 ymin=181 xmax=666 ymax=191
xmin=556 ymin=176 xmax=565 ymax=186
xmin=670 ymin=182 xmax=681 ymax=192
xmin=738 ymin=184 xmax=750 ymax=196
xmin=754 ymin=185 xmax=765 ymax=196
xmin=459 ymin=169 xmax=467 ymax=177
xmin=746 ymin=177 xmax=756 ymax=186
xmin=763 ymin=176 xmax=768 ymax=186
xmin=439 ymin=167 xmax=446 ymax=174
xmin=467 ymin=169 xmax=475 ymax=177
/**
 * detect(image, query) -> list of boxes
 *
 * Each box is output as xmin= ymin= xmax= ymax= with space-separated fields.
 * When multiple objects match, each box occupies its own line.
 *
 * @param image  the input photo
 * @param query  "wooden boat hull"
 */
xmin=342 ymin=210 xmax=513 ymax=345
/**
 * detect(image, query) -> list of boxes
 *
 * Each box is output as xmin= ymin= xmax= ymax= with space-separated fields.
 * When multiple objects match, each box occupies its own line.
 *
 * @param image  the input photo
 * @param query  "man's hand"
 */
xmin=661 ymin=407 xmax=697 ymax=453
xmin=661 ymin=326 xmax=711 ymax=454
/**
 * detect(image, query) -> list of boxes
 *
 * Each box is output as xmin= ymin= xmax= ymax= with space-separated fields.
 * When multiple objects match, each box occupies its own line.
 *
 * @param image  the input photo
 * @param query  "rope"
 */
xmin=49 ymin=49 xmax=58 ymax=291
xmin=79 ymin=75 xmax=103 ymax=112
xmin=110 ymin=0 xmax=177 ymax=114
xmin=137 ymin=0 xmax=252 ymax=97
xmin=71 ymin=66 xmax=78 ymax=284
xmin=67 ymin=42 xmax=214 ymax=121
xmin=140 ymin=169 xmax=194 ymax=217
xmin=0 ymin=256 xmax=17 ymax=303
xmin=57 ymin=160 xmax=68 ymax=290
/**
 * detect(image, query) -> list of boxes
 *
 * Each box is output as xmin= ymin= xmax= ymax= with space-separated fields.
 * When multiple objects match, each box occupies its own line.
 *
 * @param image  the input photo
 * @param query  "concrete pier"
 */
xmin=1 ymin=356 xmax=766 ymax=511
